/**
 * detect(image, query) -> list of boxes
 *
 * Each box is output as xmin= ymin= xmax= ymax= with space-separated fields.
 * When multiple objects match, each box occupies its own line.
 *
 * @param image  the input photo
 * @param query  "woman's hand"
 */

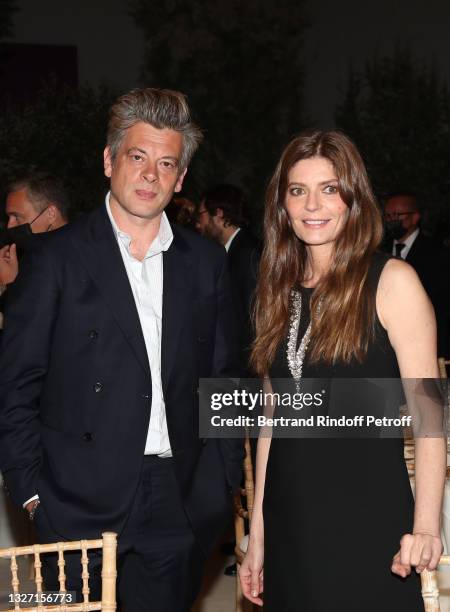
xmin=239 ymin=538 xmax=264 ymax=606
xmin=391 ymin=533 xmax=443 ymax=577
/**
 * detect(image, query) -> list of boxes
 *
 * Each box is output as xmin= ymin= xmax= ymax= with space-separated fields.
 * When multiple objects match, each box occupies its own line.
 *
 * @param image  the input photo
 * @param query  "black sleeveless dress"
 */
xmin=263 ymin=253 xmax=424 ymax=611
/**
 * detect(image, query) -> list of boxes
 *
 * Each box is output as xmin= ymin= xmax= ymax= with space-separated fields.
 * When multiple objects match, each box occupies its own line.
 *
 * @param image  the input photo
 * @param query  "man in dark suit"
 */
xmin=197 ymin=184 xmax=261 ymax=575
xmin=196 ymin=184 xmax=261 ymax=374
xmin=0 ymin=173 xmax=70 ymax=330
xmin=0 ymin=88 xmax=242 ymax=611
xmin=384 ymin=192 xmax=450 ymax=356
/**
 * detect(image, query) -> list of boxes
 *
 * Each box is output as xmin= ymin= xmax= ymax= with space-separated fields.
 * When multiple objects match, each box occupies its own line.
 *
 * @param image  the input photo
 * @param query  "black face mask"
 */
xmin=0 ymin=223 xmax=33 ymax=249
xmin=0 ymin=206 xmax=50 ymax=250
xmin=384 ymin=220 xmax=406 ymax=241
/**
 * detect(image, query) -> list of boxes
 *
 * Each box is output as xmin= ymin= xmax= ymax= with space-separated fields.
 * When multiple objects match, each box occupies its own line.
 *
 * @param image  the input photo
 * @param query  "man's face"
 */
xmin=104 ymin=122 xmax=186 ymax=222
xmin=6 ymin=188 xmax=50 ymax=233
xmin=384 ymin=196 xmax=420 ymax=240
xmin=196 ymin=200 xmax=222 ymax=241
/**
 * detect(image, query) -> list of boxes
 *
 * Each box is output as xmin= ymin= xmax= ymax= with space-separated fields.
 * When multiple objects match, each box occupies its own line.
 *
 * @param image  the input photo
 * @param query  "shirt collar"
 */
xmin=394 ymin=227 xmax=419 ymax=250
xmin=105 ymin=191 xmax=173 ymax=256
xmin=224 ymin=227 xmax=241 ymax=252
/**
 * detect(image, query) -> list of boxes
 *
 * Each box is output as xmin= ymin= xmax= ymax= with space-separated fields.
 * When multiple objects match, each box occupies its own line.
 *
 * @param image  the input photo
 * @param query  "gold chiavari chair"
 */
xmin=234 ymin=434 xmax=254 ymax=612
xmin=0 ymin=532 xmax=117 ymax=612
xmin=422 ymin=556 xmax=450 ymax=611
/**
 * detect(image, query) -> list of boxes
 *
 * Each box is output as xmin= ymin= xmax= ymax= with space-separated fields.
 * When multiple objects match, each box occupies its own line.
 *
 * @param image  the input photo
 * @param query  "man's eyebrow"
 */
xmin=126 ymin=148 xmax=179 ymax=163
xmin=127 ymin=147 xmax=147 ymax=155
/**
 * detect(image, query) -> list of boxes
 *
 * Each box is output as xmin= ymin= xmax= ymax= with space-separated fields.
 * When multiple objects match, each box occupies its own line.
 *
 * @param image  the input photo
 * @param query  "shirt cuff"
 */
xmin=23 ymin=494 xmax=39 ymax=508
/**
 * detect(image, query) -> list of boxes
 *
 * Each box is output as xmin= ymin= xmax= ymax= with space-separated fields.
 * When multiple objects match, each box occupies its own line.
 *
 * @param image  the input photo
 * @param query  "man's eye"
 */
xmin=161 ymin=161 xmax=175 ymax=169
xmin=131 ymin=154 xmax=143 ymax=161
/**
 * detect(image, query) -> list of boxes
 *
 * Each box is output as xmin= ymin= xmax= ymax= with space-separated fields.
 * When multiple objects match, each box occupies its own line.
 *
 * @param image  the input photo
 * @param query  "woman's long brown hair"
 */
xmin=251 ymin=130 xmax=383 ymax=376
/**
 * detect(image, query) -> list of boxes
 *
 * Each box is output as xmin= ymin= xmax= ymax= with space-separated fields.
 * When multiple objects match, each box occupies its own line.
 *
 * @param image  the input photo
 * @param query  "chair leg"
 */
xmin=236 ymin=563 xmax=244 ymax=612
xmin=421 ymin=569 xmax=441 ymax=612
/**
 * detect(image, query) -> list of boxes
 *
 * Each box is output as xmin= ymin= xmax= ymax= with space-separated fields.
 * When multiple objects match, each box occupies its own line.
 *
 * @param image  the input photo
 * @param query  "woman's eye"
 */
xmin=324 ymin=184 xmax=338 ymax=194
xmin=290 ymin=187 xmax=304 ymax=196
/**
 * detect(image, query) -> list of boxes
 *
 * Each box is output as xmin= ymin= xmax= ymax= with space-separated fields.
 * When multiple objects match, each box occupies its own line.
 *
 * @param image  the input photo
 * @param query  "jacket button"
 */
xmin=141 ymin=393 xmax=150 ymax=399
xmin=89 ymin=330 xmax=98 ymax=340
xmin=198 ymin=336 xmax=206 ymax=343
xmin=83 ymin=433 xmax=93 ymax=442
xmin=93 ymin=382 xmax=103 ymax=393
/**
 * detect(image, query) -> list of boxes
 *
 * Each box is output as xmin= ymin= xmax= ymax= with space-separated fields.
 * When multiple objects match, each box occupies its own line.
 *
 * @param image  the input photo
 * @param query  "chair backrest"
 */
xmin=0 ymin=531 xmax=117 ymax=611
xmin=234 ymin=434 xmax=254 ymax=555
xmin=421 ymin=555 xmax=450 ymax=611
xmin=438 ymin=357 xmax=449 ymax=379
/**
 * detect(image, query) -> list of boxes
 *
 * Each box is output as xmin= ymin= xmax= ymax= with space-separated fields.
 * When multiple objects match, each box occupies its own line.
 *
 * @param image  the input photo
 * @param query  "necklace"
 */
xmin=286 ymin=289 xmax=313 ymax=393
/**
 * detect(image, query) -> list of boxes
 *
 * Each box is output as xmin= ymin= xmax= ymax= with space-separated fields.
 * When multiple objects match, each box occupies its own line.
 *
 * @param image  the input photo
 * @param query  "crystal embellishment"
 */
xmin=286 ymin=289 xmax=313 ymax=393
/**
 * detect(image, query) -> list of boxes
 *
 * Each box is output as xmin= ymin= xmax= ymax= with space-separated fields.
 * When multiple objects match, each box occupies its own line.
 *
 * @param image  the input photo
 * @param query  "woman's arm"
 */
xmin=239 ymin=379 xmax=275 ymax=606
xmin=378 ymin=258 xmax=446 ymax=575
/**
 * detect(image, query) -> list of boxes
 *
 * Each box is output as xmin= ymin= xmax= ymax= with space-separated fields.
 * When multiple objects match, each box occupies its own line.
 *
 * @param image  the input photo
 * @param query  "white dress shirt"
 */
xmin=393 ymin=228 xmax=419 ymax=260
xmin=23 ymin=195 xmax=174 ymax=507
xmin=106 ymin=193 xmax=173 ymax=457
xmin=224 ymin=227 xmax=241 ymax=252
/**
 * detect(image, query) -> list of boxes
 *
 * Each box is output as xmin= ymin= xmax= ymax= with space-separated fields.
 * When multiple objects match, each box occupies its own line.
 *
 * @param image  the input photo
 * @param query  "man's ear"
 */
xmin=47 ymin=204 xmax=58 ymax=220
xmin=174 ymin=168 xmax=188 ymax=193
xmin=215 ymin=207 xmax=224 ymax=219
xmin=104 ymin=147 xmax=113 ymax=178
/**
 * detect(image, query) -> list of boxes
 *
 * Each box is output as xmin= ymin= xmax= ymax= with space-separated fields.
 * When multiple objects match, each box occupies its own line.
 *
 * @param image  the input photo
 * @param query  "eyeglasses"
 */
xmin=384 ymin=212 xmax=416 ymax=221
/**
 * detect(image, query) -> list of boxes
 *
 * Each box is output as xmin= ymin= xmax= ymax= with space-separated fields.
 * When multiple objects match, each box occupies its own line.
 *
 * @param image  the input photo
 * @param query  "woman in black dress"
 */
xmin=239 ymin=130 xmax=445 ymax=611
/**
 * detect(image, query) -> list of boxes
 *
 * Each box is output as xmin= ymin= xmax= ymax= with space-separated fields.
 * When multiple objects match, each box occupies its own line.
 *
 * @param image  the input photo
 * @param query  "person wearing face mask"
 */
xmin=0 ymin=173 xmax=69 ymax=322
xmin=383 ymin=192 xmax=450 ymax=356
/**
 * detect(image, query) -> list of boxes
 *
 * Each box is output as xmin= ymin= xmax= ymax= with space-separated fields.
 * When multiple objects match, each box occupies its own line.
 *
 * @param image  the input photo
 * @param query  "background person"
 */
xmin=197 ymin=183 xmax=261 ymax=373
xmin=383 ymin=191 xmax=450 ymax=357
xmin=0 ymin=173 xmax=70 ymax=329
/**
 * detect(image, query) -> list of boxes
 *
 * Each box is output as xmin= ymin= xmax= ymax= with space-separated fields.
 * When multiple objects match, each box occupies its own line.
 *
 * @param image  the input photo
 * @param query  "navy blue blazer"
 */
xmin=0 ymin=205 xmax=243 ymax=554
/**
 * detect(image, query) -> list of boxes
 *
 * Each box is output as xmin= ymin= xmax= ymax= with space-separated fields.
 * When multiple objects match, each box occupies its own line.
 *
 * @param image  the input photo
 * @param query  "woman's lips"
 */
xmin=302 ymin=219 xmax=330 ymax=227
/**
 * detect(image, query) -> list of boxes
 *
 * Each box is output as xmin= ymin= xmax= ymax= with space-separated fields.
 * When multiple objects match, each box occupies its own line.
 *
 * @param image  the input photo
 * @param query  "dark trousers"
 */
xmin=34 ymin=456 xmax=206 ymax=612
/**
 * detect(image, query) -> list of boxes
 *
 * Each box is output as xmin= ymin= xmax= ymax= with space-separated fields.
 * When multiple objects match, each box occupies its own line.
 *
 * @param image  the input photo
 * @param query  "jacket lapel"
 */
xmin=161 ymin=227 xmax=193 ymax=394
xmin=70 ymin=206 xmax=150 ymax=377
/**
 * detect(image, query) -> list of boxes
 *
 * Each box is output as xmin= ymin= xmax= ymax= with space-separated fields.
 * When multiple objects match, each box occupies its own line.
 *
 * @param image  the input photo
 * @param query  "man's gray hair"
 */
xmin=107 ymin=88 xmax=203 ymax=171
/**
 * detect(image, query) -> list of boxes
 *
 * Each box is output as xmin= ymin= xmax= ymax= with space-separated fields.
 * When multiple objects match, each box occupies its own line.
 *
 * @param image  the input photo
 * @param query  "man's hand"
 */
xmin=25 ymin=499 xmax=38 ymax=514
xmin=0 ymin=244 xmax=19 ymax=285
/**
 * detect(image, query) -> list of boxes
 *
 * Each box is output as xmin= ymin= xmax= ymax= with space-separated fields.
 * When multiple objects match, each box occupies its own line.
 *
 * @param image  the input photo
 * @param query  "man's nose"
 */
xmin=142 ymin=161 xmax=158 ymax=181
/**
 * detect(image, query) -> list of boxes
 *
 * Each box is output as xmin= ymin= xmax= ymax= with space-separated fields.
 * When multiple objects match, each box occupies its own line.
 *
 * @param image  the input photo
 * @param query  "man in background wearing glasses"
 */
xmin=384 ymin=191 xmax=449 ymax=356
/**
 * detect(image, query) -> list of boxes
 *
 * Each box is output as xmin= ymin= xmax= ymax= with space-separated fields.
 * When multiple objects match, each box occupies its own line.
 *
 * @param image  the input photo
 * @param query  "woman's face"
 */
xmin=284 ymin=156 xmax=348 ymax=249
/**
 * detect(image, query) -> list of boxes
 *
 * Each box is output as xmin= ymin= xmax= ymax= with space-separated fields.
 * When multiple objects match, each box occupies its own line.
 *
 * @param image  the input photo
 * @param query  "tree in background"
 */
xmin=336 ymin=48 xmax=450 ymax=239
xmin=129 ymin=0 xmax=308 ymax=207
xmin=0 ymin=0 xmax=18 ymax=41
xmin=0 ymin=0 xmax=116 ymax=217
xmin=0 ymin=81 xmax=116 ymax=217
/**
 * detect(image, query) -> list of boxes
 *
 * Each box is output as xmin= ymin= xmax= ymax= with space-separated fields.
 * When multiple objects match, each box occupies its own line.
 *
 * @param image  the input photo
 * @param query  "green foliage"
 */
xmin=128 ymin=0 xmax=308 ymax=204
xmin=0 ymin=81 xmax=117 ymax=216
xmin=336 ymin=48 xmax=450 ymax=235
